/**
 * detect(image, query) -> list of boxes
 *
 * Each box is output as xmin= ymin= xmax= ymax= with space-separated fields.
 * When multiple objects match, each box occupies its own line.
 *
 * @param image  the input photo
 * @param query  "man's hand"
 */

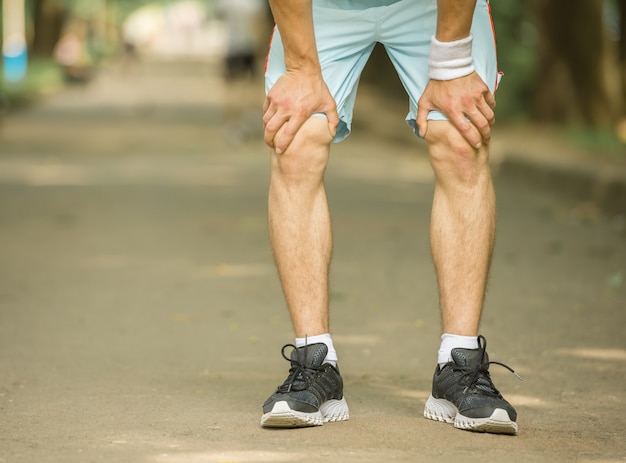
xmin=416 ymin=72 xmax=495 ymax=148
xmin=263 ymin=69 xmax=339 ymax=154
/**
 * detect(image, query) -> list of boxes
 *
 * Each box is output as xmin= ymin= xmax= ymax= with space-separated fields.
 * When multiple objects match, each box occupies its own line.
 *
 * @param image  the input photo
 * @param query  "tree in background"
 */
xmin=30 ymin=0 xmax=66 ymax=57
xmin=488 ymin=1 xmax=537 ymax=122
xmin=531 ymin=0 xmax=623 ymax=129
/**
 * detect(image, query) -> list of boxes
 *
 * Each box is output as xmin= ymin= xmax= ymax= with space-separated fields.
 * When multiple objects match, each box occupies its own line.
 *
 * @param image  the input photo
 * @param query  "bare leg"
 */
xmin=426 ymin=121 xmax=496 ymax=336
xmin=268 ymin=116 xmax=334 ymax=338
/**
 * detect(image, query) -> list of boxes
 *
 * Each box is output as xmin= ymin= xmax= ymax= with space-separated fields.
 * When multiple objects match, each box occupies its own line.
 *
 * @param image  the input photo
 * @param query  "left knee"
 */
xmin=425 ymin=121 xmax=491 ymax=188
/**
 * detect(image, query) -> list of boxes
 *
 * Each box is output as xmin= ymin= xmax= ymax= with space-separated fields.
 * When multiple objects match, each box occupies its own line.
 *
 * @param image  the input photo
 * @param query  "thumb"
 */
xmin=416 ymin=106 xmax=428 ymax=138
xmin=328 ymin=121 xmax=337 ymax=139
xmin=327 ymin=108 xmax=339 ymax=139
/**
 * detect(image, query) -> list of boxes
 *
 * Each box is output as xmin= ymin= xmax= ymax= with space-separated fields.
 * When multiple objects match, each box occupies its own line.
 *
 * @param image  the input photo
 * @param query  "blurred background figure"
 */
xmin=122 ymin=1 xmax=223 ymax=60
xmin=2 ymin=0 xmax=29 ymax=84
xmin=53 ymin=26 xmax=93 ymax=84
xmin=216 ymin=0 xmax=267 ymax=81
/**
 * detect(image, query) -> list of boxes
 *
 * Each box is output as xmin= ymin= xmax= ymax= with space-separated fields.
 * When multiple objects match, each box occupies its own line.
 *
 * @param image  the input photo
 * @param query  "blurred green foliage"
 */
xmin=489 ymin=1 xmax=538 ymax=122
xmin=0 ymin=58 xmax=63 ymax=108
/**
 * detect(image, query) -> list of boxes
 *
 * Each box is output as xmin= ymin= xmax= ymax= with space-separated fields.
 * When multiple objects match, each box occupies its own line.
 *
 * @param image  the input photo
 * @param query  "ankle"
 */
xmin=437 ymin=333 xmax=479 ymax=366
xmin=296 ymin=333 xmax=338 ymax=366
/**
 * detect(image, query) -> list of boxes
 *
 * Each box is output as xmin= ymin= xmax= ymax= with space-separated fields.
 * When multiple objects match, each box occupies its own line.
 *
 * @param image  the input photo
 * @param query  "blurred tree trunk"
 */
xmin=532 ymin=0 xmax=613 ymax=126
xmin=31 ymin=0 xmax=66 ymax=57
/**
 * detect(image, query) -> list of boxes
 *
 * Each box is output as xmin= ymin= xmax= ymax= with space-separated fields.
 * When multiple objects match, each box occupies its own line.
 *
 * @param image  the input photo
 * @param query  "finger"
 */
xmin=477 ymin=101 xmax=496 ymax=127
xmin=484 ymin=90 xmax=496 ymax=110
xmin=264 ymin=113 xmax=288 ymax=148
xmin=468 ymin=111 xmax=492 ymax=144
xmin=474 ymin=100 xmax=496 ymax=145
xmin=326 ymin=108 xmax=339 ymax=138
xmin=450 ymin=113 xmax=482 ymax=149
xmin=262 ymin=106 xmax=276 ymax=126
xmin=264 ymin=125 xmax=278 ymax=149
xmin=416 ymin=105 xmax=429 ymax=138
xmin=478 ymin=99 xmax=496 ymax=126
xmin=274 ymin=114 xmax=308 ymax=154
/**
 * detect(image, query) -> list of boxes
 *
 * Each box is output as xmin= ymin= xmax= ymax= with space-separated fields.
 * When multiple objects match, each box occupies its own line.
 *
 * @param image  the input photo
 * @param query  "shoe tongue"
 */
xmin=451 ymin=347 xmax=488 ymax=368
xmin=291 ymin=343 xmax=328 ymax=368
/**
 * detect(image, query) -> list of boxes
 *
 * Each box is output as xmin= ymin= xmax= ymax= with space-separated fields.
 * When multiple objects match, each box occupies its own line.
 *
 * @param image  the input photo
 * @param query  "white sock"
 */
xmin=438 ymin=333 xmax=479 ymax=367
xmin=295 ymin=333 xmax=338 ymax=367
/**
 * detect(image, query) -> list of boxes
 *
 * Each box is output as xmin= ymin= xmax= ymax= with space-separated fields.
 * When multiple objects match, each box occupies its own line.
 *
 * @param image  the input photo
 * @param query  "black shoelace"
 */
xmin=455 ymin=335 xmax=523 ymax=395
xmin=277 ymin=344 xmax=320 ymax=393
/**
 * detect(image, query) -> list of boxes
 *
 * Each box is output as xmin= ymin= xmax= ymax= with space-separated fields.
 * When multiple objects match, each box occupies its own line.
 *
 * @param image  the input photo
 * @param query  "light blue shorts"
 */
xmin=265 ymin=0 xmax=500 ymax=142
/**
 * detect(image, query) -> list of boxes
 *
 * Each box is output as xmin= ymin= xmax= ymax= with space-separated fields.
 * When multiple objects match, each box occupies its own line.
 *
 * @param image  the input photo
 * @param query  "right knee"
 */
xmin=425 ymin=121 xmax=489 ymax=190
xmin=271 ymin=116 xmax=333 ymax=182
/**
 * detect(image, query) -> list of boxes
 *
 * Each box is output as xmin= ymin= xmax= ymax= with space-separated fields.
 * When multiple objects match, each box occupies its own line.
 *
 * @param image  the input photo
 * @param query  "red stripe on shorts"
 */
xmin=264 ymin=27 xmax=276 ymax=73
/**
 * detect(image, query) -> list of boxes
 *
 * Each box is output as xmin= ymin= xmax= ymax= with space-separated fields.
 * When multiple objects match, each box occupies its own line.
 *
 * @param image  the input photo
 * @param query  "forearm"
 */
xmin=428 ymin=0 xmax=478 ymax=81
xmin=435 ymin=0 xmax=477 ymax=41
xmin=268 ymin=0 xmax=320 ymax=72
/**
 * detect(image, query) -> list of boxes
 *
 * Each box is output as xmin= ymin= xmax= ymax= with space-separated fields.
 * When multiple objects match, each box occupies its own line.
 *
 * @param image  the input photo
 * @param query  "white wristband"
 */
xmin=428 ymin=34 xmax=475 ymax=81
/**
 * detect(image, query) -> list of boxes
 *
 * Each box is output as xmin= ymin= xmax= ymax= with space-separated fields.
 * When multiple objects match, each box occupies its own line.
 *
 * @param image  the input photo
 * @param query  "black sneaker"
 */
xmin=424 ymin=335 xmax=521 ymax=434
xmin=261 ymin=343 xmax=349 ymax=428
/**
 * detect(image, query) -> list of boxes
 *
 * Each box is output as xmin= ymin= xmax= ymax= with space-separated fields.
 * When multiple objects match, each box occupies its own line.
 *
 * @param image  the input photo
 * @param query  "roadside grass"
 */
xmin=0 ymin=58 xmax=64 ymax=112
xmin=561 ymin=125 xmax=626 ymax=158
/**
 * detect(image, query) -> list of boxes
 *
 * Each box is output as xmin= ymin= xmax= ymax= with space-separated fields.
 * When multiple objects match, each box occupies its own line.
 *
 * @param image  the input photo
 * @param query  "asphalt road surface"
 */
xmin=0 ymin=60 xmax=624 ymax=463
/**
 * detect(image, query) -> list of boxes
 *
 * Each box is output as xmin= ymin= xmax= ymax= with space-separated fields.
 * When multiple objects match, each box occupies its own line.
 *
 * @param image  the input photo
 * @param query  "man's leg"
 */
xmin=426 ymin=120 xmax=495 ymax=336
xmin=261 ymin=0 xmax=376 ymax=429
xmin=261 ymin=116 xmax=349 ymax=428
xmin=268 ymin=116 xmax=334 ymax=338
xmin=423 ymin=120 xmax=518 ymax=434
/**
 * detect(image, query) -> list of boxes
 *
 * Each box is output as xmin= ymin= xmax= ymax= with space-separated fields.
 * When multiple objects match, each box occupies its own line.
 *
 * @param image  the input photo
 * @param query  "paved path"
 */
xmin=0 ymin=60 xmax=625 ymax=463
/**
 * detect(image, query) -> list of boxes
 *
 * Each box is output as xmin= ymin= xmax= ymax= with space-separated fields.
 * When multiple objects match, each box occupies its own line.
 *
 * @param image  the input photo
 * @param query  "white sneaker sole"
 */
xmin=424 ymin=395 xmax=518 ymax=435
xmin=261 ymin=397 xmax=349 ymax=428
